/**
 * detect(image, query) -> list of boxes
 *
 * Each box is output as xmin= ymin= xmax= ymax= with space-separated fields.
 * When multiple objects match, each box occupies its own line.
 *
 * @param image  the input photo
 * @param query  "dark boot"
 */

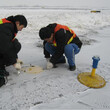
xmin=0 ymin=66 xmax=9 ymax=76
xmin=56 ymin=56 xmax=66 ymax=64
xmin=69 ymin=65 xmax=76 ymax=71
xmin=0 ymin=77 xmax=5 ymax=87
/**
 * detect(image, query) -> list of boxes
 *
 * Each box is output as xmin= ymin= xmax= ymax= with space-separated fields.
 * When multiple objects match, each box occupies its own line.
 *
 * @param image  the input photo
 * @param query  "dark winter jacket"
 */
xmin=44 ymin=23 xmax=82 ymax=64
xmin=0 ymin=16 xmax=21 ymax=66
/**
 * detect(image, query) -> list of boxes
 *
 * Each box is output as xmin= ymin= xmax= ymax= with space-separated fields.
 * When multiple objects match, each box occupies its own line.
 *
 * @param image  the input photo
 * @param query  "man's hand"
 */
xmin=17 ymin=59 xmax=23 ymax=64
xmin=46 ymin=58 xmax=50 ymax=62
xmin=47 ymin=61 xmax=53 ymax=69
xmin=46 ymin=58 xmax=53 ymax=69
xmin=13 ymin=62 xmax=21 ymax=70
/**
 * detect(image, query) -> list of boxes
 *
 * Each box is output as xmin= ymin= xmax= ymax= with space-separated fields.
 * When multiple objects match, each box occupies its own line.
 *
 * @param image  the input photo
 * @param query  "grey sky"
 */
xmin=0 ymin=0 xmax=110 ymax=9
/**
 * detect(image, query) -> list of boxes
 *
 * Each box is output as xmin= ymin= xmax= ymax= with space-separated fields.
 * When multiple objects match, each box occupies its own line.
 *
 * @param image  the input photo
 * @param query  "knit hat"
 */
xmin=39 ymin=27 xmax=52 ymax=40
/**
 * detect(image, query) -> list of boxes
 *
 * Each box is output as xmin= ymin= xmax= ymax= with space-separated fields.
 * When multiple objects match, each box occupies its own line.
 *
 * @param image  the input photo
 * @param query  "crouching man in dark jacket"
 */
xmin=39 ymin=23 xmax=82 ymax=71
xmin=0 ymin=15 xmax=27 ymax=87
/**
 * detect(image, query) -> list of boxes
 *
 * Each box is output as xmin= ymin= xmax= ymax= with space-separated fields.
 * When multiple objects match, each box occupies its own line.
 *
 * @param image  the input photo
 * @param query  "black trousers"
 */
xmin=0 ymin=43 xmax=21 ymax=67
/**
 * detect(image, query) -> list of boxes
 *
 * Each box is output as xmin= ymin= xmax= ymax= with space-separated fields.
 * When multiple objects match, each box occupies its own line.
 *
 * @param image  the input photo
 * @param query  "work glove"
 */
xmin=46 ymin=58 xmax=57 ymax=69
xmin=47 ymin=61 xmax=53 ymax=69
xmin=13 ymin=62 xmax=21 ymax=70
xmin=46 ymin=58 xmax=50 ymax=62
xmin=46 ymin=58 xmax=53 ymax=69
xmin=17 ymin=59 xmax=23 ymax=65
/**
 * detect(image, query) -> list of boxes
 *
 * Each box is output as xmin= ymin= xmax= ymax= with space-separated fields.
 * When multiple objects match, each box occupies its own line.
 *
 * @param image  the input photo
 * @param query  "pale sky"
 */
xmin=0 ymin=0 xmax=110 ymax=9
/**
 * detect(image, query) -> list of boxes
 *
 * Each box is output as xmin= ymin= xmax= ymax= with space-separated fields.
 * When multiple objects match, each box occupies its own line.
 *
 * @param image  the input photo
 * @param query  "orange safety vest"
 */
xmin=0 ymin=18 xmax=17 ymax=41
xmin=53 ymin=24 xmax=76 ymax=47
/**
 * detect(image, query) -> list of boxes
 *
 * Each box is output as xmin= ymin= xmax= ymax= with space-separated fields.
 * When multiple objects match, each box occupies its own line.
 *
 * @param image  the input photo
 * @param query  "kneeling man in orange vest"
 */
xmin=39 ymin=23 xmax=82 ymax=71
